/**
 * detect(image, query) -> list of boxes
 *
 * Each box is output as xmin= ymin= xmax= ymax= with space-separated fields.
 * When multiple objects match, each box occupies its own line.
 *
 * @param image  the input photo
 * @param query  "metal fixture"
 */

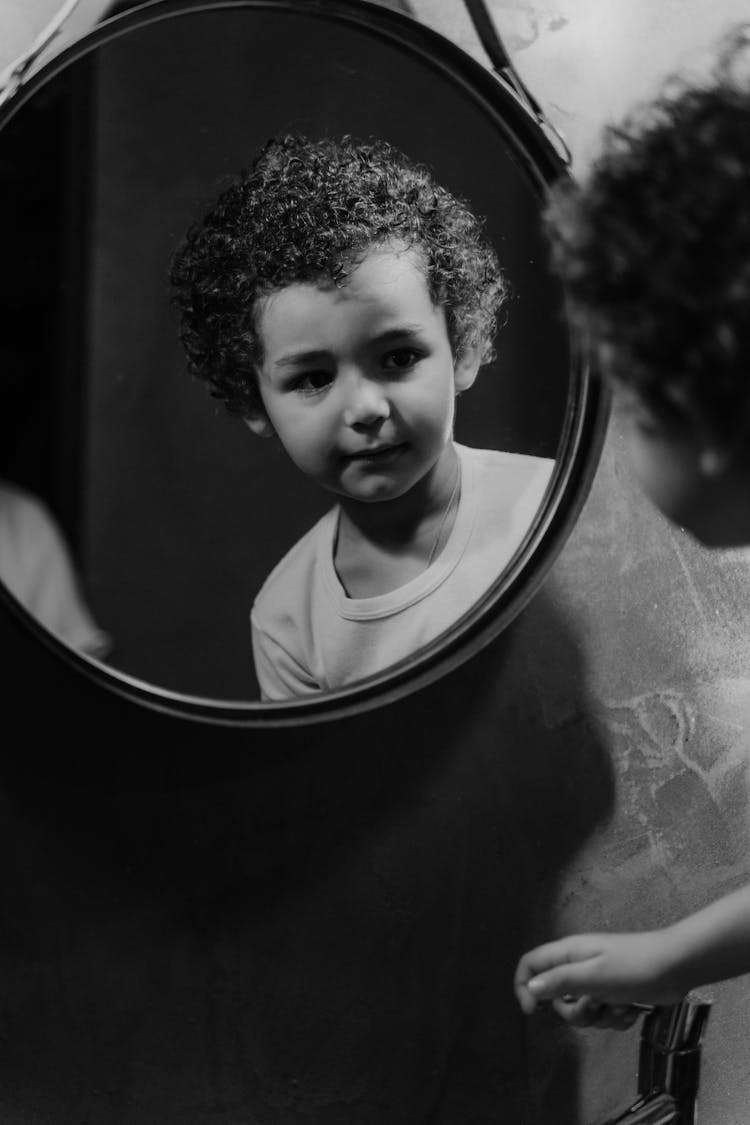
xmin=462 ymin=0 xmax=572 ymax=166
xmin=601 ymin=996 xmax=712 ymax=1125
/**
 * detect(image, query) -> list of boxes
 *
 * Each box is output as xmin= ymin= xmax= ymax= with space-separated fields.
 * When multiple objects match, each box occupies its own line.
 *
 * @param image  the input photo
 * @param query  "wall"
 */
xmin=418 ymin=3 xmax=750 ymax=1119
xmin=410 ymin=0 xmax=750 ymax=173
xmin=2 ymin=2 xmax=750 ymax=1124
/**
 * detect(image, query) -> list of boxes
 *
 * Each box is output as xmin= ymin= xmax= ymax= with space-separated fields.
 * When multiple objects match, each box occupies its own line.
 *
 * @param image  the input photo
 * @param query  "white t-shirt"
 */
xmin=0 ymin=483 xmax=111 ymax=658
xmin=251 ymin=444 xmax=554 ymax=701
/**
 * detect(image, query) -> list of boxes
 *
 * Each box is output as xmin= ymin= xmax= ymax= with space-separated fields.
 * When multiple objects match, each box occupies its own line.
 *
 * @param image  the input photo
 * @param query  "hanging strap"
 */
xmin=462 ymin=0 xmax=572 ymax=167
xmin=0 ymin=0 xmax=82 ymax=108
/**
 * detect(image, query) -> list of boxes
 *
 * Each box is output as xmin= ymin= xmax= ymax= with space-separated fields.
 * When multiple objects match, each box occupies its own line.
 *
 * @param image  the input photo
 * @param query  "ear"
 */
xmin=244 ymin=413 xmax=274 ymax=438
xmin=695 ymin=416 xmax=743 ymax=477
xmin=698 ymin=443 xmax=732 ymax=478
xmin=453 ymin=344 xmax=482 ymax=394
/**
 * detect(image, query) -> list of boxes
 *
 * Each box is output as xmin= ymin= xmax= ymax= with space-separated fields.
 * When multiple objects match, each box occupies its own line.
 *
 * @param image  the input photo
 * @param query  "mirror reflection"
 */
xmin=170 ymin=133 xmax=554 ymax=700
xmin=0 ymin=4 xmax=570 ymax=702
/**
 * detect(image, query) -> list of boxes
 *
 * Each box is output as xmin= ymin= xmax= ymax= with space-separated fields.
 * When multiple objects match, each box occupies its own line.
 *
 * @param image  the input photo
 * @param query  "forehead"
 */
xmin=257 ymin=246 xmax=440 ymax=355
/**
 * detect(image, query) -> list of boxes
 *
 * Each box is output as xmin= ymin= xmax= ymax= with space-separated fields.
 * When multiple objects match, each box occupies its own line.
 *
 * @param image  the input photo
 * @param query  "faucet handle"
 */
xmin=639 ymin=994 xmax=712 ymax=1057
xmin=600 ymin=1090 xmax=678 ymax=1124
xmin=596 ymin=997 xmax=713 ymax=1125
xmin=637 ymin=995 xmax=712 ymax=1124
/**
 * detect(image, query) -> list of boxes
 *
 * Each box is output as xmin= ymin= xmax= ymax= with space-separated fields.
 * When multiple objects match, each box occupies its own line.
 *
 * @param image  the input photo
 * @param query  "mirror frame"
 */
xmin=0 ymin=0 xmax=609 ymax=727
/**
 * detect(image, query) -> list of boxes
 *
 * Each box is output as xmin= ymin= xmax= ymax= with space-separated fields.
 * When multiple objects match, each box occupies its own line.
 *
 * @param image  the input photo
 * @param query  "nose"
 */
xmin=341 ymin=370 xmax=390 ymax=429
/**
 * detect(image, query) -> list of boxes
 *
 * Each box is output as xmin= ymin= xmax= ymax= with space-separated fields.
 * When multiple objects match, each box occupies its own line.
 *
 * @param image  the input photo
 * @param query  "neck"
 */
xmin=339 ymin=441 xmax=460 ymax=548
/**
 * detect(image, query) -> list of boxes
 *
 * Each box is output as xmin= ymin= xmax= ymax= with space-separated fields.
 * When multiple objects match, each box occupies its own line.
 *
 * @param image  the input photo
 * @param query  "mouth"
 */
xmin=345 ymin=443 xmax=407 ymax=464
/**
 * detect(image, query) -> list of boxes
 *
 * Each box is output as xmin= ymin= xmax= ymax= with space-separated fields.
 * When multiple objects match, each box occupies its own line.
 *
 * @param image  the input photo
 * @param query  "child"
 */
xmin=170 ymin=134 xmax=553 ymax=700
xmin=514 ymin=29 xmax=750 ymax=1028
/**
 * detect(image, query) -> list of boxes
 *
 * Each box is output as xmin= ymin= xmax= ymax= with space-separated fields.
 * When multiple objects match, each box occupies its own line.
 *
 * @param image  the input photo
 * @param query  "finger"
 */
xmin=514 ymin=979 xmax=539 ymax=1015
xmin=515 ymin=948 xmax=566 ymax=1013
xmin=552 ymin=995 xmax=602 ymax=1027
xmin=561 ymin=1002 xmax=643 ymax=1032
xmin=515 ymin=938 xmax=593 ymax=986
xmin=522 ymin=959 xmax=603 ymax=1002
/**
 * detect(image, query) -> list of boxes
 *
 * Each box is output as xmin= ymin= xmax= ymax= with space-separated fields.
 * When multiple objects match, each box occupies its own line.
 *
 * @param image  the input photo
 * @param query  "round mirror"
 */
xmin=0 ymin=0 xmax=605 ymax=722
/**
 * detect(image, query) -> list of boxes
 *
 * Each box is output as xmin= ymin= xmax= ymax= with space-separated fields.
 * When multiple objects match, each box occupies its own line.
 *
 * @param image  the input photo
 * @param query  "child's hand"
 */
xmin=514 ymin=930 xmax=686 ymax=1028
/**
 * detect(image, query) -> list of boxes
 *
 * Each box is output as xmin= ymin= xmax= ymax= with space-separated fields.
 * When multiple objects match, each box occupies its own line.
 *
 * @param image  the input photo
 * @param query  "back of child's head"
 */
xmin=543 ymin=27 xmax=750 ymax=444
xmin=170 ymin=134 xmax=506 ymax=420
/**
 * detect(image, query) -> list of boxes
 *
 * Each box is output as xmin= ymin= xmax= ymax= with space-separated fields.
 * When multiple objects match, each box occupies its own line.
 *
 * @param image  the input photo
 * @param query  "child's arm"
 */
xmin=514 ymin=882 xmax=750 ymax=1025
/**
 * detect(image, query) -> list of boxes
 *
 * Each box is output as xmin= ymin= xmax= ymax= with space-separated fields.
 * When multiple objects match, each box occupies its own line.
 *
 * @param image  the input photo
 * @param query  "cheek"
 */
xmin=406 ymin=395 xmax=454 ymax=451
xmin=410 ymin=365 xmax=456 ymax=430
xmin=273 ymin=408 xmax=337 ymax=476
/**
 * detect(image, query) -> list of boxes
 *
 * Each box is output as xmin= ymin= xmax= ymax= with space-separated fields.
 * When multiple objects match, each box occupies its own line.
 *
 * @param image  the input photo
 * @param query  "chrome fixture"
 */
xmin=600 ymin=996 xmax=712 ymax=1125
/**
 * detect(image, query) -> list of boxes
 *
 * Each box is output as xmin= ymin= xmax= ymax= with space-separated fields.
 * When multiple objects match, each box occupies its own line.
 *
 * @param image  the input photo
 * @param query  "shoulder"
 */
xmin=0 ymin=482 xmax=111 ymax=657
xmin=458 ymin=443 xmax=554 ymax=475
xmin=0 ymin=483 xmax=59 ymax=540
xmin=0 ymin=483 xmax=70 ymax=572
xmin=251 ymin=507 xmax=337 ymax=633
xmin=457 ymin=444 xmax=554 ymax=502
xmin=250 ymin=508 xmax=338 ymax=701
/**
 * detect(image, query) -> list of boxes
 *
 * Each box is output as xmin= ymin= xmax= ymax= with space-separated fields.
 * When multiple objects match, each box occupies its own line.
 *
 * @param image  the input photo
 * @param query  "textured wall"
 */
xmin=2 ymin=2 xmax=750 ymax=1124
xmin=413 ymin=5 xmax=750 ymax=1118
xmin=410 ymin=0 xmax=750 ymax=172
xmin=529 ymin=413 xmax=750 ymax=1122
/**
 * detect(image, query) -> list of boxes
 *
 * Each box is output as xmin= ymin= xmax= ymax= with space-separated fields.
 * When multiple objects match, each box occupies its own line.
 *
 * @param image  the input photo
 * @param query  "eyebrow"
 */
xmin=274 ymin=349 xmax=330 ymax=369
xmin=273 ymin=325 xmax=426 ymax=369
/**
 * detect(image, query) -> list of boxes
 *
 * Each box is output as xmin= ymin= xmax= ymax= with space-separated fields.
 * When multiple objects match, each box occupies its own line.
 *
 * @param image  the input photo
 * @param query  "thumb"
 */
xmin=525 ymin=960 xmax=599 ymax=1002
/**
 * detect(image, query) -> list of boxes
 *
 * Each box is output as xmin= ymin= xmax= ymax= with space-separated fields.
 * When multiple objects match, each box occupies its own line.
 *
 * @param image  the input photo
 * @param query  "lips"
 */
xmin=345 ymin=442 xmax=406 ymax=462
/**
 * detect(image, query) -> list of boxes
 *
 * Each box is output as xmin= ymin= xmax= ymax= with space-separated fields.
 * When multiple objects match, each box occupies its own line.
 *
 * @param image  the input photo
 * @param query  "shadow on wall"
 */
xmin=0 ymin=588 xmax=614 ymax=1124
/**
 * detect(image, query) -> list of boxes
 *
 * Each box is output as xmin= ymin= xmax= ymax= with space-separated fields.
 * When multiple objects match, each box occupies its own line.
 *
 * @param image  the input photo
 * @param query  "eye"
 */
xmin=382 ymin=347 xmax=423 ymax=372
xmin=290 ymin=370 xmax=333 ymax=395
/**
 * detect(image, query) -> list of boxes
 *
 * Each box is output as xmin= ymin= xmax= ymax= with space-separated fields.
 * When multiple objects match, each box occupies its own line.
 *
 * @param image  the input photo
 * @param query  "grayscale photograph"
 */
xmin=1 ymin=1 xmax=749 ymax=1122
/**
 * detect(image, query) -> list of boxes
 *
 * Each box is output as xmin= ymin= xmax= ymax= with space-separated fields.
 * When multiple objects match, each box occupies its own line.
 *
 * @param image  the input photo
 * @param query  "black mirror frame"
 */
xmin=0 ymin=0 xmax=609 ymax=728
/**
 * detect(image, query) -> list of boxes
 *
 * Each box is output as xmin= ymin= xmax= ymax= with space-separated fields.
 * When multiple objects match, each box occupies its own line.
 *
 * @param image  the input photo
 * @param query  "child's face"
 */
xmin=247 ymin=245 xmax=480 ymax=505
xmin=614 ymin=383 xmax=750 ymax=547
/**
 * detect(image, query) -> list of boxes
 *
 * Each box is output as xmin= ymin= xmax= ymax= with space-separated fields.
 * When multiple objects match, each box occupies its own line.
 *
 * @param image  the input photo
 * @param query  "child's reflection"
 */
xmin=171 ymin=135 xmax=553 ymax=700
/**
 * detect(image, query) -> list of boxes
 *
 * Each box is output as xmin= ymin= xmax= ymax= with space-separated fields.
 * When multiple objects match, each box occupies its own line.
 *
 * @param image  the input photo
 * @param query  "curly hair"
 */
xmin=544 ymin=28 xmax=750 ymax=442
xmin=170 ymin=134 xmax=507 ymax=418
